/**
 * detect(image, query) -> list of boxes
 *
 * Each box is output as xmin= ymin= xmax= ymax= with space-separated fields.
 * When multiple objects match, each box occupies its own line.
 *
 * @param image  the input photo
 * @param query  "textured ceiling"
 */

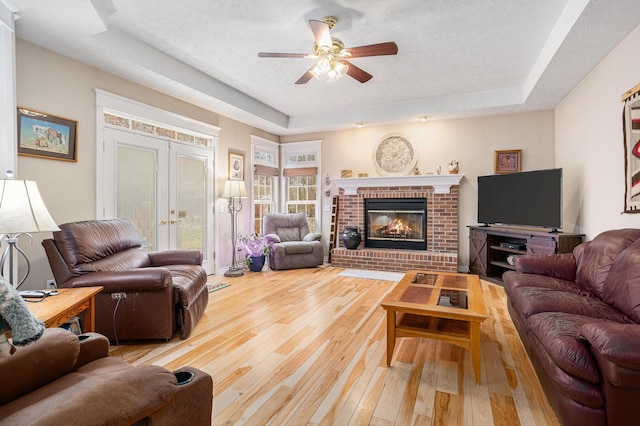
xmin=10 ymin=0 xmax=640 ymax=135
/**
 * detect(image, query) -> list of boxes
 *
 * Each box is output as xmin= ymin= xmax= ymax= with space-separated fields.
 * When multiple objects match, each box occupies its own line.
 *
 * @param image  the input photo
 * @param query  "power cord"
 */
xmin=112 ymin=294 xmax=125 ymax=359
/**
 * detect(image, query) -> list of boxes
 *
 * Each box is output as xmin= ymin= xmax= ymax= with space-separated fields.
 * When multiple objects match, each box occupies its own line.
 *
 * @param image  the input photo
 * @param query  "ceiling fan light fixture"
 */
xmin=327 ymin=68 xmax=340 ymax=82
xmin=334 ymin=61 xmax=348 ymax=77
xmin=310 ymin=66 xmax=323 ymax=80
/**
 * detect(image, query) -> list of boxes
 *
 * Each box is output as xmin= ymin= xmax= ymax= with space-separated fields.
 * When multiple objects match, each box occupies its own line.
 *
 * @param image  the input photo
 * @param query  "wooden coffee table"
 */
xmin=381 ymin=270 xmax=488 ymax=383
xmin=26 ymin=286 xmax=103 ymax=333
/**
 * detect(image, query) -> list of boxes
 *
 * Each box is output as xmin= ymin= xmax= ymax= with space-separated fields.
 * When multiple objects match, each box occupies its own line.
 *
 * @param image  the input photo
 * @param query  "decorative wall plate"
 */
xmin=373 ymin=135 xmax=417 ymax=176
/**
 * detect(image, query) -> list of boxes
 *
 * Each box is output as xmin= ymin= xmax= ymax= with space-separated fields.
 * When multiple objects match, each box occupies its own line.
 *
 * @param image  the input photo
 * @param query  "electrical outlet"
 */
xmin=46 ymin=279 xmax=57 ymax=289
xmin=111 ymin=292 xmax=127 ymax=300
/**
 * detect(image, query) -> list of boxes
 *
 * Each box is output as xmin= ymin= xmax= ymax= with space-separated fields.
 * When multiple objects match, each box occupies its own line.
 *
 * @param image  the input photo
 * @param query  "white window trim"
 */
xmin=251 ymin=136 xmax=279 ymax=234
xmin=281 ymin=140 xmax=322 ymax=231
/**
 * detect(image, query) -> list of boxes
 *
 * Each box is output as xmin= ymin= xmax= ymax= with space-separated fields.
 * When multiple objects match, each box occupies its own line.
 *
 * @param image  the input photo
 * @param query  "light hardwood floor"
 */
xmin=113 ymin=267 xmax=559 ymax=425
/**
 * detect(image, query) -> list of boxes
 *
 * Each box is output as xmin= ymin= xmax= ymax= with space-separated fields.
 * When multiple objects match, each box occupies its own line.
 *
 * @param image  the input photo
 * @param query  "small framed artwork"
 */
xmin=17 ymin=107 xmax=78 ymax=162
xmin=228 ymin=151 xmax=244 ymax=180
xmin=494 ymin=149 xmax=522 ymax=174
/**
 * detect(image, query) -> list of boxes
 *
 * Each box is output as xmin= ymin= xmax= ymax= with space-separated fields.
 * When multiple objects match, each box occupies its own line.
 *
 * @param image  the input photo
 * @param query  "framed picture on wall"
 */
xmin=494 ymin=149 xmax=522 ymax=174
xmin=17 ymin=107 xmax=78 ymax=162
xmin=229 ymin=151 xmax=244 ymax=180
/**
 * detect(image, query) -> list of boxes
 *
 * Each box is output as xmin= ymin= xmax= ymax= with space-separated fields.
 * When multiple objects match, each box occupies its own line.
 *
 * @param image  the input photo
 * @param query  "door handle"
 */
xmin=160 ymin=219 xmax=167 ymax=225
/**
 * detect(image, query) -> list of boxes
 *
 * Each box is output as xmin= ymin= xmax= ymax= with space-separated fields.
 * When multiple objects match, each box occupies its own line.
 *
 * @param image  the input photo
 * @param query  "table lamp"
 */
xmin=222 ymin=180 xmax=247 ymax=277
xmin=0 ymin=179 xmax=60 ymax=288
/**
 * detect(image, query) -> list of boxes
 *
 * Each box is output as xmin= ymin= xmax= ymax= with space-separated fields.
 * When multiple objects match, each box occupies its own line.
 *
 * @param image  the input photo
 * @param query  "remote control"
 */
xmin=19 ymin=291 xmax=45 ymax=298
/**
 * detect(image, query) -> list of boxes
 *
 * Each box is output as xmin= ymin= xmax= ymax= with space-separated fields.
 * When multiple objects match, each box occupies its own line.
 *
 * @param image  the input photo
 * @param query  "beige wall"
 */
xmin=556 ymin=23 xmax=640 ymax=239
xmin=283 ymin=110 xmax=556 ymax=269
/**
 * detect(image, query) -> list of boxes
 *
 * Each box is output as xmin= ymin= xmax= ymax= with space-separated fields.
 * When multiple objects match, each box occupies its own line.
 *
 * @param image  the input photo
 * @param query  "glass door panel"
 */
xmin=176 ymin=155 xmax=206 ymax=251
xmin=116 ymin=145 xmax=157 ymax=251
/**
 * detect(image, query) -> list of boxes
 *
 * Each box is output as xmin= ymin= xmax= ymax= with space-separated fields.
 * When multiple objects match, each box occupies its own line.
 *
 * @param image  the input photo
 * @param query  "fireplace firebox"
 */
xmin=364 ymin=198 xmax=427 ymax=250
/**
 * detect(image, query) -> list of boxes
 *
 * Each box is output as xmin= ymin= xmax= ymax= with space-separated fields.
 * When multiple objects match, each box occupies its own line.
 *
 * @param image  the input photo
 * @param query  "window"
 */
xmin=253 ymin=174 xmax=275 ymax=234
xmin=251 ymin=136 xmax=279 ymax=234
xmin=281 ymin=140 xmax=321 ymax=234
xmin=286 ymin=175 xmax=317 ymax=232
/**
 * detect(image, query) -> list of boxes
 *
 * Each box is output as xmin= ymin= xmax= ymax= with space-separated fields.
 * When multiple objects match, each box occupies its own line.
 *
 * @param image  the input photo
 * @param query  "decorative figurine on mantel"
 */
xmin=448 ymin=160 xmax=459 ymax=174
xmin=413 ymin=167 xmax=422 ymax=175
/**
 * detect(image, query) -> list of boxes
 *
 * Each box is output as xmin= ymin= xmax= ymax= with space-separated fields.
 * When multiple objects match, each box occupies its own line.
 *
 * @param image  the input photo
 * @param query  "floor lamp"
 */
xmin=223 ymin=180 xmax=247 ymax=277
xmin=0 ymin=179 xmax=60 ymax=288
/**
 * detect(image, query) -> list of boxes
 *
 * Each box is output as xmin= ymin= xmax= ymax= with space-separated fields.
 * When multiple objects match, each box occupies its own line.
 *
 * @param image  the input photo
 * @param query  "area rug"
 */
xmin=337 ymin=269 xmax=404 ymax=282
xmin=207 ymin=283 xmax=231 ymax=292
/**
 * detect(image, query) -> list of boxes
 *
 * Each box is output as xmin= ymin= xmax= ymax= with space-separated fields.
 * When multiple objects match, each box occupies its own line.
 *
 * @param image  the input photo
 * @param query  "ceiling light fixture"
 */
xmin=419 ymin=116 xmax=429 ymax=122
xmin=355 ymin=122 xmax=365 ymax=128
xmin=309 ymin=30 xmax=350 ymax=82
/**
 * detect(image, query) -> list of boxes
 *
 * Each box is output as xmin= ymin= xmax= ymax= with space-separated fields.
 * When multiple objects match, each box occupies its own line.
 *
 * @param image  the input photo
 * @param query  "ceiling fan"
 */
xmin=258 ymin=16 xmax=398 ymax=84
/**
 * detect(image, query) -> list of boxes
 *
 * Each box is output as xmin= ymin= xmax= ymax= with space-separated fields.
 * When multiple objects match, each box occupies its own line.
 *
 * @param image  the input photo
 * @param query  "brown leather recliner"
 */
xmin=43 ymin=219 xmax=209 ymax=341
xmin=0 ymin=328 xmax=213 ymax=424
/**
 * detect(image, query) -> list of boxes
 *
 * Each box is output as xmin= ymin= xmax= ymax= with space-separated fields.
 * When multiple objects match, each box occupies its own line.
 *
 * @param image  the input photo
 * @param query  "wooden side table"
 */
xmin=26 ymin=286 xmax=103 ymax=332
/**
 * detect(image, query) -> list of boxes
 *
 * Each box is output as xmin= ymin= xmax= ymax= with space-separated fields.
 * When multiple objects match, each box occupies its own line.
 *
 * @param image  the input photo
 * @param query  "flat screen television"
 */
xmin=477 ymin=168 xmax=562 ymax=231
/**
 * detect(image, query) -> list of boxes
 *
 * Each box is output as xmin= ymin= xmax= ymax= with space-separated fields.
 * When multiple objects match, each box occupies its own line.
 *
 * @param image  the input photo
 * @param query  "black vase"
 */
xmin=342 ymin=227 xmax=361 ymax=250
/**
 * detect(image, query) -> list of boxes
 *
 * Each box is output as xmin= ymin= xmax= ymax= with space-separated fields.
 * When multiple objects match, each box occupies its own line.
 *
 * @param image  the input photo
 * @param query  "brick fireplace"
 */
xmin=330 ymin=175 xmax=463 ymax=273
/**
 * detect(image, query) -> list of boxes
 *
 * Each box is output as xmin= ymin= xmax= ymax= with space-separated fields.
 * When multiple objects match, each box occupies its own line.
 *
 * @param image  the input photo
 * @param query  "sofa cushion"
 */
xmin=574 ymin=228 xmax=640 ymax=298
xmin=502 ymin=270 xmax=590 ymax=299
xmin=526 ymin=317 xmax=604 ymax=409
xmin=602 ymin=238 xmax=640 ymax=323
xmin=527 ymin=312 xmax=601 ymax=384
xmin=509 ymin=286 xmax=633 ymax=323
xmin=0 ymin=364 xmax=177 ymax=426
xmin=282 ymin=241 xmax=314 ymax=255
xmin=0 ymin=328 xmax=78 ymax=405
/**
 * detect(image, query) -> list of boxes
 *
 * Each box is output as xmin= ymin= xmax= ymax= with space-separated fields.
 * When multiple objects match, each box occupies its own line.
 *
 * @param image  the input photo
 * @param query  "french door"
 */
xmin=101 ymin=128 xmax=214 ymax=274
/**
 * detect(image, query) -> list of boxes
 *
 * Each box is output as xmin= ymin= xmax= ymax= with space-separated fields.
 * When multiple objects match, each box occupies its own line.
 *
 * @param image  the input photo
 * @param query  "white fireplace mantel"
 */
xmin=332 ymin=174 xmax=464 ymax=195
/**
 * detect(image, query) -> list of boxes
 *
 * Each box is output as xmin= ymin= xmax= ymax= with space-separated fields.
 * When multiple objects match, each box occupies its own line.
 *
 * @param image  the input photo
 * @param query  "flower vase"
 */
xmin=247 ymin=255 xmax=266 ymax=272
xmin=342 ymin=227 xmax=361 ymax=250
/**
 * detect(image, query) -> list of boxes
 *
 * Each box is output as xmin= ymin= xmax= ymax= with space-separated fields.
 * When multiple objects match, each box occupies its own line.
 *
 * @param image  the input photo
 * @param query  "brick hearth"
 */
xmin=330 ymin=175 xmax=462 ymax=273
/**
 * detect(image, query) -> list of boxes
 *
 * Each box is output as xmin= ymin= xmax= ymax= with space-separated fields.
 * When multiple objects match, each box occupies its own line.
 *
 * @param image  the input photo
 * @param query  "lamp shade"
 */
xmin=222 ymin=180 xmax=247 ymax=198
xmin=0 ymin=180 xmax=60 ymax=234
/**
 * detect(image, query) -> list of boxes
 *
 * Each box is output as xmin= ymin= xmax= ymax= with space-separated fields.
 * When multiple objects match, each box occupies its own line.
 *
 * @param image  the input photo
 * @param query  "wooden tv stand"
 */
xmin=468 ymin=226 xmax=584 ymax=284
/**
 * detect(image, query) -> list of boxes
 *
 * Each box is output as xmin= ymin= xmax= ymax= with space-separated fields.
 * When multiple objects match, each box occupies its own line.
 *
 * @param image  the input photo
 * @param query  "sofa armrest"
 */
xmin=147 ymin=366 xmax=213 ymax=424
xmin=265 ymin=233 xmax=281 ymax=244
xmin=303 ymin=232 xmax=322 ymax=242
xmin=72 ymin=333 xmax=110 ymax=371
xmin=579 ymin=322 xmax=640 ymax=372
xmin=65 ymin=269 xmax=173 ymax=293
xmin=514 ymin=253 xmax=577 ymax=281
xmin=148 ymin=249 xmax=203 ymax=266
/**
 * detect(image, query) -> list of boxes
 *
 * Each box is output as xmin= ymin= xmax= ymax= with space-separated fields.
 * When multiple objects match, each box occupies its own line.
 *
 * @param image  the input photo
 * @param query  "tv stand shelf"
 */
xmin=469 ymin=226 xmax=584 ymax=284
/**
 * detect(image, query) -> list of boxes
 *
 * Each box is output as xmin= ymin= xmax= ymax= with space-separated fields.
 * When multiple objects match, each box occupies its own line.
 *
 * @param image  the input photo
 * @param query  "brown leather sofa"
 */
xmin=0 ymin=328 xmax=212 ymax=425
xmin=263 ymin=213 xmax=323 ymax=270
xmin=503 ymin=228 xmax=640 ymax=426
xmin=43 ymin=219 xmax=209 ymax=341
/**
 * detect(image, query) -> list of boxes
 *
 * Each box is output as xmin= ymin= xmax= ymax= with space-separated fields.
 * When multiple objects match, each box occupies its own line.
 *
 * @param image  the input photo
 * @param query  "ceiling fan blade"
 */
xmin=258 ymin=52 xmax=309 ymax=58
xmin=346 ymin=42 xmax=398 ymax=58
xmin=295 ymin=67 xmax=315 ymax=84
xmin=344 ymin=61 xmax=372 ymax=83
xmin=309 ymin=19 xmax=332 ymax=48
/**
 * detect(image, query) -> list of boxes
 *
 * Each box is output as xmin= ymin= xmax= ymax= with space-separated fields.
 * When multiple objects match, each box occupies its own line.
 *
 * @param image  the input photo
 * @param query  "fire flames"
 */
xmin=376 ymin=218 xmax=414 ymax=238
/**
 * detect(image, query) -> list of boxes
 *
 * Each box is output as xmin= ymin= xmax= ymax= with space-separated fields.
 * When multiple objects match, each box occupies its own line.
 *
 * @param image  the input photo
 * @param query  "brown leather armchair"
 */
xmin=43 ymin=219 xmax=209 ymax=341
xmin=0 ymin=328 xmax=213 ymax=424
